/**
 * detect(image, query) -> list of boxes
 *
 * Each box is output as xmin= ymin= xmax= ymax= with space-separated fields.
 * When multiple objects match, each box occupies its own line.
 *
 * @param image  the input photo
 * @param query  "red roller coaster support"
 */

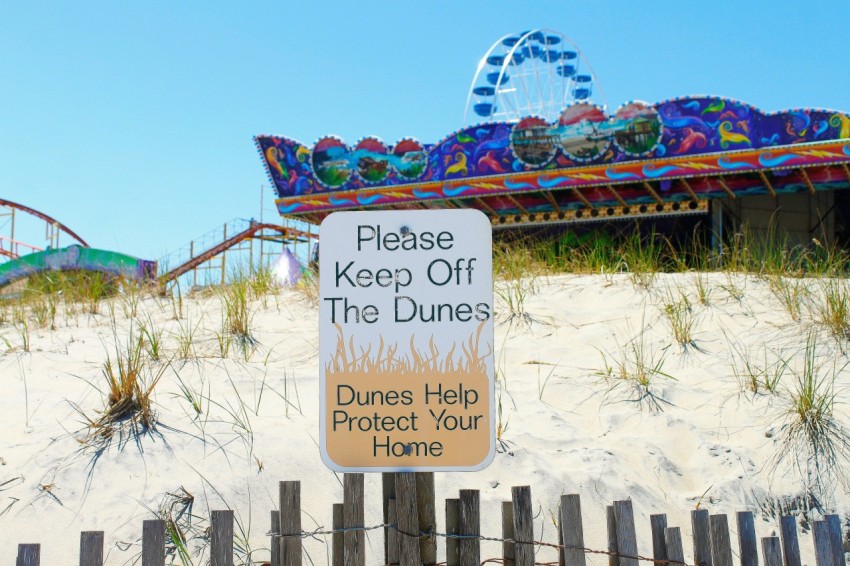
xmin=0 ymin=198 xmax=90 ymax=251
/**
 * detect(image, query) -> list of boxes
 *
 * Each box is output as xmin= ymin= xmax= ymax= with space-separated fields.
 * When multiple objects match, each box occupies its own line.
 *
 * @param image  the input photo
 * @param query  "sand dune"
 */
xmin=1 ymin=272 xmax=848 ymax=564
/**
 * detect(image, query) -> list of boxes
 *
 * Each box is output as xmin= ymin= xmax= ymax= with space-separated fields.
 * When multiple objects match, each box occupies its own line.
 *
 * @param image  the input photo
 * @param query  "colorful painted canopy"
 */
xmin=255 ymin=96 xmax=850 ymax=227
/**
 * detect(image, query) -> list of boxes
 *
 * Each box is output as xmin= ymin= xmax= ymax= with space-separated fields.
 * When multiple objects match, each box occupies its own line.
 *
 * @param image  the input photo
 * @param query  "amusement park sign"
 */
xmin=319 ymin=209 xmax=494 ymax=472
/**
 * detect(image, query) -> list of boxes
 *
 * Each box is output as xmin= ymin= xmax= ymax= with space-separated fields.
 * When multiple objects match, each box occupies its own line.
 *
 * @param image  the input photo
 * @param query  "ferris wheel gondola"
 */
xmin=463 ymin=29 xmax=605 ymax=125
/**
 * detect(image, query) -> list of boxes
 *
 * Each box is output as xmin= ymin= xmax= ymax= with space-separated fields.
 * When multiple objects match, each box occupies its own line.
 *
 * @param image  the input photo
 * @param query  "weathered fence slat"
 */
xmin=606 ymin=506 xmax=618 ymax=566
xmin=502 ymin=501 xmax=516 ymax=566
xmin=823 ymin=515 xmax=842 ymax=566
xmin=387 ymin=500 xmax=399 ymax=566
xmin=710 ymin=514 xmax=733 ymax=566
xmin=17 ymin=544 xmax=40 ymax=566
xmin=382 ymin=472 xmax=397 ymax=565
xmin=613 ymin=500 xmax=639 ymax=566
xmin=512 ymin=486 xmax=535 ymax=566
xmin=343 ymin=473 xmax=365 ymax=566
xmin=416 ymin=472 xmax=437 ymax=565
xmin=80 ymin=531 xmax=104 ymax=566
xmin=270 ymin=510 xmax=281 ymax=566
xmin=665 ymin=527 xmax=685 ymax=566
xmin=557 ymin=500 xmax=564 ymax=566
xmin=779 ymin=516 xmax=801 ymax=566
xmin=210 ymin=510 xmax=234 ymax=566
xmin=141 ymin=519 xmax=165 ymax=566
xmin=761 ymin=537 xmax=782 ymax=566
xmin=332 ymin=503 xmax=344 ymax=566
xmin=691 ymin=509 xmax=712 ymax=566
xmin=650 ymin=514 xmax=668 ymax=566
xmin=21 ymin=479 xmax=850 ymax=566
xmin=280 ymin=481 xmax=302 ymax=566
xmin=559 ymin=494 xmax=587 ymax=566
xmin=395 ymin=472 xmax=421 ymax=566
xmin=812 ymin=520 xmax=833 ymax=566
xmin=736 ymin=512 xmax=758 ymax=566
xmin=446 ymin=498 xmax=460 ymax=566
xmin=459 ymin=489 xmax=480 ymax=566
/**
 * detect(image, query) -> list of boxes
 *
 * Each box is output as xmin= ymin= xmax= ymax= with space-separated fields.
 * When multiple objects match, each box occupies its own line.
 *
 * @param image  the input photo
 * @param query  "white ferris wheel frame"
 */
xmin=463 ymin=29 xmax=607 ymax=125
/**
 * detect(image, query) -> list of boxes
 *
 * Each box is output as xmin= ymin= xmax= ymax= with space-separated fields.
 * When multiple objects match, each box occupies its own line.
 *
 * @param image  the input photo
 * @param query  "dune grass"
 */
xmin=87 ymin=328 xmax=168 ymax=438
xmin=512 ymin=223 xmax=849 ymax=283
xmin=726 ymin=337 xmax=786 ymax=396
xmin=492 ymin=236 xmax=543 ymax=326
xmin=661 ymin=289 xmax=698 ymax=351
xmin=595 ymin=318 xmax=676 ymax=412
xmin=771 ymin=333 xmax=850 ymax=505
xmin=769 ymin=275 xmax=809 ymax=322
xmin=814 ymin=278 xmax=850 ymax=342
xmin=216 ymin=269 xmax=264 ymax=359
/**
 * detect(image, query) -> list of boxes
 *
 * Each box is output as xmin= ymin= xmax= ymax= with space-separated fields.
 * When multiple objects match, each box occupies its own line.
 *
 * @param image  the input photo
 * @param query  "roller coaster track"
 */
xmin=159 ymin=222 xmax=314 ymax=285
xmin=0 ymin=198 xmax=89 ymax=255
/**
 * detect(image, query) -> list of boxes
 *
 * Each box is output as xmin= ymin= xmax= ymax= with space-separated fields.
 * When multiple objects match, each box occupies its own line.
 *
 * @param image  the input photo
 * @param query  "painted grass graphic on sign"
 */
xmin=324 ymin=323 xmax=493 ymax=468
xmin=326 ymin=323 xmax=489 ymax=376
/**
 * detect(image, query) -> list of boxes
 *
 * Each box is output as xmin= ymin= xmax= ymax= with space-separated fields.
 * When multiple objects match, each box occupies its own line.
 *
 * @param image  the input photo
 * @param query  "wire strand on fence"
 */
xmin=268 ymin=522 xmax=694 ymax=566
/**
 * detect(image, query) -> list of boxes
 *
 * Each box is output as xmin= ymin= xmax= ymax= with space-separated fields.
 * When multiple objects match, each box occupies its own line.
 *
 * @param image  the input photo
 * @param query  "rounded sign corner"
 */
xmin=320 ymin=450 xmax=346 ymax=473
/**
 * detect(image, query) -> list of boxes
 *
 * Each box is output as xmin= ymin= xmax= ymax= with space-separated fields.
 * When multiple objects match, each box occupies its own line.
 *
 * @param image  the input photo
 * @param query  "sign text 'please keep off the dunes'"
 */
xmin=319 ymin=209 xmax=494 ymax=472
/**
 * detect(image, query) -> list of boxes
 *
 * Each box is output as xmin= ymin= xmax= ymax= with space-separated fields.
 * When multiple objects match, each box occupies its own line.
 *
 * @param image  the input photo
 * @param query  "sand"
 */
xmin=1 ymin=272 xmax=848 ymax=564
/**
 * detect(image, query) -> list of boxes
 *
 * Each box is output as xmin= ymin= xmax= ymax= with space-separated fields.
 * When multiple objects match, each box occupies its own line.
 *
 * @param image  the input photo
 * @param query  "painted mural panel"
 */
xmin=256 ymin=96 xmax=850 ymax=201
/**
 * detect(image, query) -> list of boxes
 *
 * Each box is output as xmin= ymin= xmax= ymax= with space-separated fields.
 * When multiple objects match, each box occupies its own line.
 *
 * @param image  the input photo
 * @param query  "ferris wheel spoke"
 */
xmin=501 ymin=54 xmax=523 ymax=119
xmin=530 ymin=43 xmax=547 ymax=116
xmin=544 ymin=45 xmax=557 ymax=117
xmin=511 ymin=49 xmax=534 ymax=117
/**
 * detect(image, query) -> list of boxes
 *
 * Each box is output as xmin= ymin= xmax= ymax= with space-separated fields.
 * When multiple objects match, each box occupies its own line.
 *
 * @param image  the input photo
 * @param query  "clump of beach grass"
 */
xmin=71 ymin=271 xmax=115 ymax=315
xmin=247 ymin=261 xmax=278 ymax=306
xmin=621 ymin=231 xmax=665 ymax=289
xmin=693 ymin=272 xmax=713 ymax=306
xmin=119 ymin=279 xmax=145 ymax=319
xmin=805 ymin=237 xmax=850 ymax=277
xmin=813 ymin=279 xmax=850 ymax=342
xmin=770 ymin=333 xmax=850 ymax=506
xmin=493 ymin=236 xmax=543 ymax=327
xmin=726 ymin=337 xmax=786 ymax=396
xmin=174 ymin=316 xmax=200 ymax=360
xmin=173 ymin=370 xmax=206 ymax=419
xmin=85 ymin=328 xmax=167 ymax=439
xmin=769 ymin=275 xmax=809 ymax=323
xmin=720 ymin=273 xmax=747 ymax=303
xmin=2 ymin=319 xmax=31 ymax=352
xmin=596 ymin=320 xmax=675 ymax=412
xmin=138 ymin=313 xmax=164 ymax=361
xmin=660 ymin=289 xmax=698 ymax=351
xmin=217 ymin=272 xmax=257 ymax=357
xmin=533 ymin=229 xmax=621 ymax=274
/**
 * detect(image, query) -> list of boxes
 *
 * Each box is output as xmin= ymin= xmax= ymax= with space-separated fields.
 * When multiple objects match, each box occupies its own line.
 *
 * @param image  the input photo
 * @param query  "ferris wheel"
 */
xmin=463 ymin=29 xmax=605 ymax=125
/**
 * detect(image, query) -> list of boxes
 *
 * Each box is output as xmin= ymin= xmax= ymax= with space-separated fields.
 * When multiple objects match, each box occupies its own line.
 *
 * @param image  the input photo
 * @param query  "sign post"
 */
xmin=319 ymin=209 xmax=494 ymax=472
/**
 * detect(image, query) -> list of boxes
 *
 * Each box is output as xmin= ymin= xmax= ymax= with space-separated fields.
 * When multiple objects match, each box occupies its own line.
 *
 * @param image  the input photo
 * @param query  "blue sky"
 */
xmin=2 ymin=2 xmax=849 ymax=262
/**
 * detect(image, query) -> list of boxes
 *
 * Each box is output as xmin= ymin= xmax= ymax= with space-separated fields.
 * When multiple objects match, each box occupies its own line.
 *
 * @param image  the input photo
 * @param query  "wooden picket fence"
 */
xmin=13 ymin=473 xmax=847 ymax=566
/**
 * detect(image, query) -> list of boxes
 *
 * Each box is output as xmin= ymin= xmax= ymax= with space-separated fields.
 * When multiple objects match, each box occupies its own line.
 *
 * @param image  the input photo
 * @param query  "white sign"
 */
xmin=319 ymin=209 xmax=494 ymax=472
